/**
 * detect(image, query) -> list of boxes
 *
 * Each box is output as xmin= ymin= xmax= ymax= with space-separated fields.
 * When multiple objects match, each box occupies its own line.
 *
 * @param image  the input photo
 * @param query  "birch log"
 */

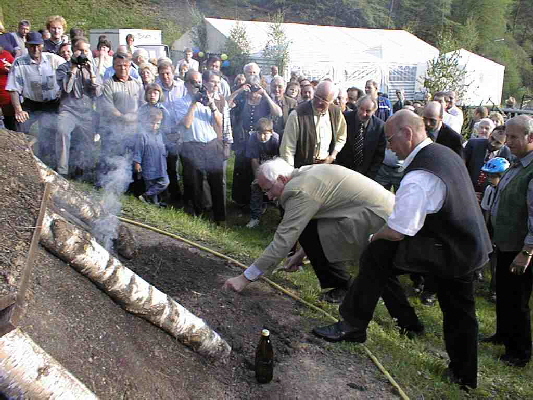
xmin=40 ymin=210 xmax=231 ymax=361
xmin=35 ymin=157 xmax=106 ymax=224
xmin=0 ymin=328 xmax=97 ymax=399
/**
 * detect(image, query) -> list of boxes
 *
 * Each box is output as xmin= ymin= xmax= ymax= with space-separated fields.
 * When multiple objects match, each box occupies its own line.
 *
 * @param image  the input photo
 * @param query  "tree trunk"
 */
xmin=39 ymin=210 xmax=231 ymax=361
xmin=0 ymin=328 xmax=97 ymax=399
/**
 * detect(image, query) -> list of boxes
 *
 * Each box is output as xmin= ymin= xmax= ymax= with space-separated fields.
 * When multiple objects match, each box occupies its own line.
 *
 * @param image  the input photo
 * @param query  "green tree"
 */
xmin=422 ymin=50 xmax=471 ymax=100
xmin=262 ymin=10 xmax=291 ymax=74
xmin=223 ymin=21 xmax=251 ymax=76
xmin=188 ymin=4 xmax=207 ymax=51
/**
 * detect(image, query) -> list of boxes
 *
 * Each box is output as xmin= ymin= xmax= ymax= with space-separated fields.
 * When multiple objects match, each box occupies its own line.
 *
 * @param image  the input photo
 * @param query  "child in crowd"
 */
xmin=138 ymin=83 xmax=171 ymax=138
xmin=245 ymin=118 xmax=279 ymax=228
xmin=480 ymin=157 xmax=510 ymax=301
xmin=133 ymin=107 xmax=169 ymax=206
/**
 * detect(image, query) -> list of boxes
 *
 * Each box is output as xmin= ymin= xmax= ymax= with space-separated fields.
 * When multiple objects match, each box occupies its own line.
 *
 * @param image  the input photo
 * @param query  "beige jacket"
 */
xmin=254 ymin=164 xmax=395 ymax=274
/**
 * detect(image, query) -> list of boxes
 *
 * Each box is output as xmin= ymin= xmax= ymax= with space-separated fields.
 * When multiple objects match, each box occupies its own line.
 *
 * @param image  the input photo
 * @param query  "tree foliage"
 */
xmin=262 ymin=10 xmax=291 ymax=74
xmin=223 ymin=21 xmax=251 ymax=76
xmin=422 ymin=50 xmax=471 ymax=100
xmin=188 ymin=4 xmax=207 ymax=51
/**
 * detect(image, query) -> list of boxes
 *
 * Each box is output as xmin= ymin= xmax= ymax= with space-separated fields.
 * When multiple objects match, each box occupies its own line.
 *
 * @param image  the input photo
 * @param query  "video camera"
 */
xmin=193 ymin=83 xmax=210 ymax=106
xmin=71 ymin=54 xmax=89 ymax=66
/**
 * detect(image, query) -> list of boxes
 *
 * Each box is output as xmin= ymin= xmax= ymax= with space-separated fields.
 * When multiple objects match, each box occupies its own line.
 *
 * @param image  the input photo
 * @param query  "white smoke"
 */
xmin=92 ymin=155 xmax=133 ymax=250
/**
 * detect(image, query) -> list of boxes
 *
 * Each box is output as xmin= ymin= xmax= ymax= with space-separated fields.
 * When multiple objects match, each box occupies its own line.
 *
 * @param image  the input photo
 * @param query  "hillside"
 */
xmin=1 ymin=0 xmax=531 ymax=100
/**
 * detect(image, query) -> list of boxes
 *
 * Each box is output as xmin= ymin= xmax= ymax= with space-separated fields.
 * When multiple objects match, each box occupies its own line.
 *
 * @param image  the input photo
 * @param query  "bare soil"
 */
xmin=2 ymin=128 xmax=397 ymax=399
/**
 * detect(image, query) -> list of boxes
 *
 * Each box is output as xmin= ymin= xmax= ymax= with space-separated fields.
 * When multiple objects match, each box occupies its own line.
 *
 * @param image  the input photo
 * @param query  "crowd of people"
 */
xmin=2 ymin=15 xmax=533 ymax=390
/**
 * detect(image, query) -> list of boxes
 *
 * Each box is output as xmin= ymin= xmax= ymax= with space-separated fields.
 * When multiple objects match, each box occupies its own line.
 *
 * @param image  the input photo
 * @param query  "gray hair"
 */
xmin=258 ymin=158 xmax=294 ymax=183
xmin=133 ymin=48 xmax=149 ymax=60
xmin=478 ymin=118 xmax=495 ymax=131
xmin=356 ymin=94 xmax=378 ymax=111
xmin=506 ymin=115 xmax=533 ymax=136
xmin=244 ymin=62 xmax=260 ymax=74
xmin=270 ymin=76 xmax=286 ymax=88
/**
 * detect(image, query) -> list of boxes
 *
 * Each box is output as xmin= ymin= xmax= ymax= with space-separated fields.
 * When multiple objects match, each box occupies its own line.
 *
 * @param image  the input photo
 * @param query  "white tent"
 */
xmin=173 ymin=18 xmax=439 ymax=99
xmin=443 ymin=49 xmax=505 ymax=106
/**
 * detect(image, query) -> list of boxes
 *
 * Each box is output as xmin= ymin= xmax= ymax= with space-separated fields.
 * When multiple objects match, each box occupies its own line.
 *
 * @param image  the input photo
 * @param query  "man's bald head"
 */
xmin=423 ymin=101 xmax=444 ymax=134
xmin=385 ymin=110 xmax=427 ymax=160
xmin=312 ymin=81 xmax=337 ymax=114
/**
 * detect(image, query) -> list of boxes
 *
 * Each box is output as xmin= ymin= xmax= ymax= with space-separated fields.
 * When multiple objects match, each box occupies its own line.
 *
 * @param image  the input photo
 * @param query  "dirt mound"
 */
xmin=0 ymin=129 xmax=42 ymax=306
xmin=1 ymin=129 xmax=395 ymax=399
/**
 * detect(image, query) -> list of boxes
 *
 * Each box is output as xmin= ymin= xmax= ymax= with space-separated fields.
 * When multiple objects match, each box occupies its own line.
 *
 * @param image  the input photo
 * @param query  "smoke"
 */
xmin=92 ymin=154 xmax=133 ymax=250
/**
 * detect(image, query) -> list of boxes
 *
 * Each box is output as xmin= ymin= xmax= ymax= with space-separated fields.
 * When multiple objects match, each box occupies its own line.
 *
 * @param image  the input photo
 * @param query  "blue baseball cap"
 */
xmin=26 ymin=32 xmax=44 ymax=45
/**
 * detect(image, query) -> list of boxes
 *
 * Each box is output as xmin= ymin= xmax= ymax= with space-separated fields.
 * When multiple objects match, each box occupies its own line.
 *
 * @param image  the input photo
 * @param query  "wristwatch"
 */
xmin=521 ymin=250 xmax=533 ymax=257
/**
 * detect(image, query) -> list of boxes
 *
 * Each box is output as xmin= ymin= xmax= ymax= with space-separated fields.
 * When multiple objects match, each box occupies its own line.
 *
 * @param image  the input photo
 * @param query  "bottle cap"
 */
xmin=261 ymin=329 xmax=270 ymax=336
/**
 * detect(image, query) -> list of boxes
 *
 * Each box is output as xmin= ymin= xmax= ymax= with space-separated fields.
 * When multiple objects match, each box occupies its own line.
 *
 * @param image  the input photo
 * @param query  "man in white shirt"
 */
xmin=313 ymin=110 xmax=491 ymax=390
xmin=176 ymin=47 xmax=199 ymax=72
xmin=433 ymin=91 xmax=462 ymax=134
xmin=7 ymin=31 xmax=66 ymax=166
xmin=446 ymin=90 xmax=464 ymax=131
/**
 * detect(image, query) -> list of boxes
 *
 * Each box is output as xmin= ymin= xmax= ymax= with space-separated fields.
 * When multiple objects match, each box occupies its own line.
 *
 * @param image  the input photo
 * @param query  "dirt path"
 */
xmin=17 ymin=224 xmax=397 ymax=399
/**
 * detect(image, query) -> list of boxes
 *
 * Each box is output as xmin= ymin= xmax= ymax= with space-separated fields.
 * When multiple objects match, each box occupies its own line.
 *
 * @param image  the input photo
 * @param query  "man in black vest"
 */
xmin=336 ymin=94 xmax=386 ymax=180
xmin=279 ymin=81 xmax=347 ymax=167
xmin=313 ymin=110 xmax=492 ymax=389
xmin=483 ymin=115 xmax=533 ymax=367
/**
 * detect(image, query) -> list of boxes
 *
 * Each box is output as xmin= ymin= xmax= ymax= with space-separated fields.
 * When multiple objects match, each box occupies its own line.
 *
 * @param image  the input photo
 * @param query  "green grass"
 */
xmin=78 ymin=156 xmax=533 ymax=399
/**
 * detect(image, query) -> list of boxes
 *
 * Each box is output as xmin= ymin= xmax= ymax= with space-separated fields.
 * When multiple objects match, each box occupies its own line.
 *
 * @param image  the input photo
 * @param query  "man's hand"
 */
xmin=15 ymin=109 xmax=29 ymax=123
xmin=223 ymin=274 xmax=251 ymax=292
xmin=122 ymin=113 xmax=137 ymax=123
xmin=284 ymin=248 xmax=305 ymax=272
xmin=324 ymin=155 xmax=336 ymax=164
xmin=510 ymin=253 xmax=531 ymax=275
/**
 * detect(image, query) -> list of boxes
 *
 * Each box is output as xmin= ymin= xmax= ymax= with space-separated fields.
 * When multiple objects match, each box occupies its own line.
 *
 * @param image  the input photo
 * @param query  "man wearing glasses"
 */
xmin=279 ymin=80 xmax=347 ymax=167
xmin=223 ymin=157 xmax=399 ymax=306
xmin=313 ymin=110 xmax=491 ymax=390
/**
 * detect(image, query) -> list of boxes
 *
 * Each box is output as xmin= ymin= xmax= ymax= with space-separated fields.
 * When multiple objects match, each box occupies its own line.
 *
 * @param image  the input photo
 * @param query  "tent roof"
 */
xmin=444 ymin=48 xmax=505 ymax=71
xmin=205 ymin=18 xmax=439 ymax=65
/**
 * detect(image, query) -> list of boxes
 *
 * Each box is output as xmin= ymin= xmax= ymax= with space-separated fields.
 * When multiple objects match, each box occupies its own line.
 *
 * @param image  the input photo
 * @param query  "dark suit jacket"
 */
xmin=336 ymin=112 xmax=385 ymax=179
xmin=464 ymin=138 xmax=513 ymax=187
xmin=435 ymin=123 xmax=464 ymax=158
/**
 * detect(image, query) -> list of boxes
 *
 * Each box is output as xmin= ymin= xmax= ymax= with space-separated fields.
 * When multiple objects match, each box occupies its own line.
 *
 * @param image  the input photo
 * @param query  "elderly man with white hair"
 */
xmin=270 ymin=75 xmax=297 ymax=140
xmin=224 ymin=158 xmax=403 ymax=306
xmin=483 ymin=115 xmax=533 ymax=368
xmin=280 ymin=80 xmax=347 ymax=167
xmin=243 ymin=62 xmax=260 ymax=78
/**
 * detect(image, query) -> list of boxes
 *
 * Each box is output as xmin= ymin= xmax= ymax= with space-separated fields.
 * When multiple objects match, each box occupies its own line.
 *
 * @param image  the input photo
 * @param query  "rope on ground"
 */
xmin=118 ymin=216 xmax=410 ymax=400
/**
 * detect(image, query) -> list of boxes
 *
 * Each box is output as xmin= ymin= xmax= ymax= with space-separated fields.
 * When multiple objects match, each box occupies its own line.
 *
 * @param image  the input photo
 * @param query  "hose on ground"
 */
xmin=118 ymin=216 xmax=410 ymax=400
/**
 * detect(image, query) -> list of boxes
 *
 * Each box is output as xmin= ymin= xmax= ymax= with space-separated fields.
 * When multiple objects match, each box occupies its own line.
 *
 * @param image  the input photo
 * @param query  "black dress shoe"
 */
xmin=421 ymin=291 xmax=437 ymax=306
xmin=443 ymin=368 xmax=476 ymax=391
xmin=500 ymin=353 xmax=529 ymax=367
xmin=480 ymin=334 xmax=504 ymax=345
xmin=319 ymin=287 xmax=348 ymax=304
xmin=312 ymin=320 xmax=367 ymax=343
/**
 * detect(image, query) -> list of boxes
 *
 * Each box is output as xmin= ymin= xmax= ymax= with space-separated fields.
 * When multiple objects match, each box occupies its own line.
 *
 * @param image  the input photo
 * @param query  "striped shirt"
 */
xmin=6 ymin=53 xmax=66 ymax=102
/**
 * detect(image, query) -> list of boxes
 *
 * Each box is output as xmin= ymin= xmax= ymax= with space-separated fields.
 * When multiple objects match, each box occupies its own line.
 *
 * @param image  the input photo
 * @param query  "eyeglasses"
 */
xmin=261 ymin=184 xmax=274 ymax=195
xmin=386 ymin=129 xmax=401 ymax=144
xmin=313 ymin=94 xmax=331 ymax=105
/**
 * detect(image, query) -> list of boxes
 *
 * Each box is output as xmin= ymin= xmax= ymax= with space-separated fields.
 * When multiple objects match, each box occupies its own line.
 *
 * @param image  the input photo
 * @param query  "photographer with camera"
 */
xmin=227 ymin=74 xmax=282 ymax=206
xmin=55 ymin=37 xmax=101 ymax=179
xmin=172 ymin=70 xmax=226 ymax=224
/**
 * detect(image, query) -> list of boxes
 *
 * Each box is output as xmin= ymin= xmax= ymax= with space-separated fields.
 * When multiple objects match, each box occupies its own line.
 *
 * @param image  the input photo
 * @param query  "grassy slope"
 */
xmin=1 ymin=0 xmax=186 ymax=45
xmin=115 ymin=157 xmax=533 ymax=399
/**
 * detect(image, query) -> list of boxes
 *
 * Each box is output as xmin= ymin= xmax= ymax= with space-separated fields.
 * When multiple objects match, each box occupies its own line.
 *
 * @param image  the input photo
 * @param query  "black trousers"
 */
xmin=298 ymin=220 xmax=351 ymax=290
xmin=181 ymin=140 xmax=225 ymax=222
xmin=340 ymin=239 xmax=478 ymax=388
xmin=231 ymin=149 xmax=253 ymax=206
xmin=495 ymin=249 xmax=532 ymax=361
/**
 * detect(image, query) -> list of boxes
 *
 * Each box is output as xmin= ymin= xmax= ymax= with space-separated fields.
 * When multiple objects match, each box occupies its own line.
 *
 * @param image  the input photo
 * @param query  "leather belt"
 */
xmin=313 ymin=158 xmax=326 ymax=164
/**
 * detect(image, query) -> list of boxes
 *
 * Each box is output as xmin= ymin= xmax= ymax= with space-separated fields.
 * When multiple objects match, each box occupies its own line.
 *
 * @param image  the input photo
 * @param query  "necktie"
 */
xmin=353 ymin=123 xmax=364 ymax=168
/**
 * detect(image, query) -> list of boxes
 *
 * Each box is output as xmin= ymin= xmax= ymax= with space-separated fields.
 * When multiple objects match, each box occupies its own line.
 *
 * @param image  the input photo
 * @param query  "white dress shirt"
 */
xmin=387 ymin=139 xmax=447 ymax=236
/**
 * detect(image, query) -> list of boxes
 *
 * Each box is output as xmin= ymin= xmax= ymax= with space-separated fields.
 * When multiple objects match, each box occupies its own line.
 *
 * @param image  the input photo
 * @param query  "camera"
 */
xmin=250 ymin=85 xmax=261 ymax=93
xmin=71 ymin=54 xmax=89 ymax=66
xmin=193 ymin=84 xmax=210 ymax=106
